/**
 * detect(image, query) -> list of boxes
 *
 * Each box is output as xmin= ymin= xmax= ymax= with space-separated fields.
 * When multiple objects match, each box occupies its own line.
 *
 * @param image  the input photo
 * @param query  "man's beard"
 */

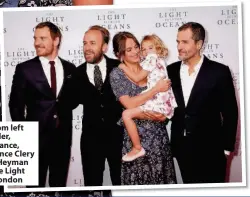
xmin=84 ymin=50 xmax=103 ymax=64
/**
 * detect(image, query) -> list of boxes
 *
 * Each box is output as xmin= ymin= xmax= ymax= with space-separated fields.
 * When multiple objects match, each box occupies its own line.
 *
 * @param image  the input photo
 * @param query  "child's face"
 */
xmin=141 ymin=40 xmax=157 ymax=58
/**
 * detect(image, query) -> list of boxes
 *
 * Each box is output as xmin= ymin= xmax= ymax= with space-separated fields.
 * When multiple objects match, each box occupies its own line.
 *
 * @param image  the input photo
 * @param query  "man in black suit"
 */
xmin=9 ymin=22 xmax=76 ymax=187
xmin=167 ymin=22 xmax=238 ymax=183
xmin=63 ymin=25 xmax=123 ymax=186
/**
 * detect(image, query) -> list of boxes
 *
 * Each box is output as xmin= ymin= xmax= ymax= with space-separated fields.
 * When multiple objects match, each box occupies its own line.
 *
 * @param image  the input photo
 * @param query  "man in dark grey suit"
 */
xmin=63 ymin=25 xmax=124 ymax=186
xmin=9 ymin=21 xmax=76 ymax=187
xmin=167 ymin=22 xmax=238 ymax=183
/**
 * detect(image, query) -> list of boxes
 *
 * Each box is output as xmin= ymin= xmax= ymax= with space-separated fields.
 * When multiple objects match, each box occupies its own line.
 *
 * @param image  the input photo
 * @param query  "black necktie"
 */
xmin=49 ymin=61 xmax=57 ymax=96
xmin=94 ymin=65 xmax=103 ymax=91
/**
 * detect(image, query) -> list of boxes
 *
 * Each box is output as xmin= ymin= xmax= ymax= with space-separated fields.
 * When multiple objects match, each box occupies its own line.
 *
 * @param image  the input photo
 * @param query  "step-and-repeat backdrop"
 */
xmin=2 ymin=4 xmax=242 ymax=187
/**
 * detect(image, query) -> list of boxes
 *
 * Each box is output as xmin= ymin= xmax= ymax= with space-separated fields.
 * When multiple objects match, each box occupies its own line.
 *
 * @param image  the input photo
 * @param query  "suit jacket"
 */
xmin=167 ymin=56 xmax=238 ymax=156
xmin=9 ymin=56 xmax=76 ymax=149
xmin=63 ymin=55 xmax=123 ymax=140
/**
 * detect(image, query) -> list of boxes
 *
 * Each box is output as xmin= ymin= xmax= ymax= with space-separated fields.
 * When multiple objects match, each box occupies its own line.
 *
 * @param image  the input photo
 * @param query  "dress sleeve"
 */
xmin=140 ymin=53 xmax=158 ymax=72
xmin=110 ymin=68 xmax=131 ymax=99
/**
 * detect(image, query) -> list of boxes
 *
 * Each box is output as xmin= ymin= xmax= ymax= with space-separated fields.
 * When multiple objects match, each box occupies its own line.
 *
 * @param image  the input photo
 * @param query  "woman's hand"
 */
xmin=154 ymin=78 xmax=171 ymax=93
xmin=143 ymin=111 xmax=167 ymax=122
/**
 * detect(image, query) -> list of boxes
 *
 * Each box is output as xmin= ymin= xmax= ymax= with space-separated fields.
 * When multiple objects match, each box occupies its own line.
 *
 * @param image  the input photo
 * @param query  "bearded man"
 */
xmin=63 ymin=25 xmax=123 ymax=186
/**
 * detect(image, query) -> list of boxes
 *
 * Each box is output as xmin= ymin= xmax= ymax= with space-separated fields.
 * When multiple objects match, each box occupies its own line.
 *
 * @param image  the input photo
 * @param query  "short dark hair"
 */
xmin=35 ymin=21 xmax=62 ymax=48
xmin=112 ymin=31 xmax=140 ymax=59
xmin=88 ymin=25 xmax=110 ymax=45
xmin=178 ymin=22 xmax=205 ymax=46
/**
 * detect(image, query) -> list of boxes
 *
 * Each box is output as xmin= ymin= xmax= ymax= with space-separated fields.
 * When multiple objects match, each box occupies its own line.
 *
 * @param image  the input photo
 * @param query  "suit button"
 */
xmin=102 ymin=118 xmax=104 ymax=121
xmin=53 ymin=115 xmax=57 ymax=118
xmin=56 ymin=99 xmax=59 ymax=102
xmin=101 ymin=104 xmax=104 ymax=108
xmin=185 ymin=114 xmax=190 ymax=118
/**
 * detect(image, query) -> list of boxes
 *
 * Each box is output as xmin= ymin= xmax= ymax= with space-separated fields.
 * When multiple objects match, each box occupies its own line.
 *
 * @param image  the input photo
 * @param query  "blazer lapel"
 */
xmin=103 ymin=56 xmax=113 ymax=87
xmin=57 ymin=58 xmax=69 ymax=99
xmin=83 ymin=62 xmax=96 ymax=89
xmin=171 ymin=63 xmax=185 ymax=109
xmin=31 ymin=57 xmax=54 ymax=98
xmin=186 ymin=56 xmax=210 ymax=109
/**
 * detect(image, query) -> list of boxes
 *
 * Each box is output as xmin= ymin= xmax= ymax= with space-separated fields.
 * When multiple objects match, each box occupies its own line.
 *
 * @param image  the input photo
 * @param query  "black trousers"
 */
xmin=175 ymin=136 xmax=227 ymax=184
xmin=28 ymin=129 xmax=71 ymax=187
xmin=81 ymin=125 xmax=123 ymax=186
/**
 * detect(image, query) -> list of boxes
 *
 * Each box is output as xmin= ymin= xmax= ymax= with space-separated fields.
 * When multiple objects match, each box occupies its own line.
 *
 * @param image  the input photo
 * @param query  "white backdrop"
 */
xmin=2 ymin=4 xmax=242 ymax=188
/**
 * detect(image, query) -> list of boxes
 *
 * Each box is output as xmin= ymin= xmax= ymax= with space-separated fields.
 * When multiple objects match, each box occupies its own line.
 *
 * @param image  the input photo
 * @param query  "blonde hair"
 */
xmin=141 ymin=34 xmax=168 ymax=58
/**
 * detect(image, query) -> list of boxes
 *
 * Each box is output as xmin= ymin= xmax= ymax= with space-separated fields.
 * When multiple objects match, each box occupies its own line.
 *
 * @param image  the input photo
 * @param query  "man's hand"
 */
xmin=143 ymin=111 xmax=167 ymax=122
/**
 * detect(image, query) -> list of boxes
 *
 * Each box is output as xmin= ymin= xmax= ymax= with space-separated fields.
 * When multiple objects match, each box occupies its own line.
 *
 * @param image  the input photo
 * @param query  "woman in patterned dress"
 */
xmin=110 ymin=31 xmax=177 ymax=185
xmin=118 ymin=34 xmax=177 ymax=162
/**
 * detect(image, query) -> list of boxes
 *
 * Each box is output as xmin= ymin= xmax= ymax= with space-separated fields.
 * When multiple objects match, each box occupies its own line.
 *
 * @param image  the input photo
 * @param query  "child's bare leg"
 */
xmin=122 ymin=107 xmax=148 ymax=160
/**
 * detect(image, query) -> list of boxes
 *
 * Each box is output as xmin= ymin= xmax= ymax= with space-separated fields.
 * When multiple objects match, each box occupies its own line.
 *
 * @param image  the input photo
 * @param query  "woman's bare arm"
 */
xmin=119 ymin=63 xmax=148 ymax=83
xmin=119 ymin=78 xmax=170 ymax=109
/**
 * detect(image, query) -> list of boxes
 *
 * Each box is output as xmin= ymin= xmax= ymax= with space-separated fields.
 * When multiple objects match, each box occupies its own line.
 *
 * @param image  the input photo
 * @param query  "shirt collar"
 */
xmin=39 ymin=56 xmax=60 ymax=65
xmin=87 ymin=56 xmax=106 ymax=70
xmin=181 ymin=55 xmax=204 ymax=74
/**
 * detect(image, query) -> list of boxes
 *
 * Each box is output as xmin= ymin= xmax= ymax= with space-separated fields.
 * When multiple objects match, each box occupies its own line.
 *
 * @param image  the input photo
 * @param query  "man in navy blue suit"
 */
xmin=9 ymin=21 xmax=76 ymax=187
xmin=167 ymin=22 xmax=238 ymax=183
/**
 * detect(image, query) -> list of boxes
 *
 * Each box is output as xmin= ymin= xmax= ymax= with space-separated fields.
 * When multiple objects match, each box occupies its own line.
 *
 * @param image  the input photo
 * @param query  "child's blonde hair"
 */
xmin=141 ymin=34 xmax=168 ymax=58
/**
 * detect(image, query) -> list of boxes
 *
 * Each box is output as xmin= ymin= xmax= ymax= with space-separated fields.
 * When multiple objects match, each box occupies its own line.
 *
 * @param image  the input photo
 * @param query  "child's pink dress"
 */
xmin=139 ymin=53 xmax=177 ymax=118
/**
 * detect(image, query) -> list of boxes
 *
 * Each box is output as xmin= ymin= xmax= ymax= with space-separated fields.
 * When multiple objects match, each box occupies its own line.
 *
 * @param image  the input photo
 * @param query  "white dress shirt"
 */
xmin=180 ymin=55 xmax=204 ymax=106
xmin=86 ymin=57 xmax=107 ymax=85
xmin=39 ymin=56 xmax=64 ymax=97
xmin=180 ymin=55 xmax=229 ymax=156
